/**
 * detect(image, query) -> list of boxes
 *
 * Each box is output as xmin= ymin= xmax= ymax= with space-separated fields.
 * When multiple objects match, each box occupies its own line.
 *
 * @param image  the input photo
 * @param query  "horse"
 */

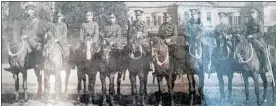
xmin=151 ymin=36 xmax=176 ymax=106
xmin=234 ymin=33 xmax=268 ymax=106
xmin=126 ymin=35 xmax=152 ymax=106
xmin=184 ymin=36 xmax=205 ymax=105
xmin=99 ymin=37 xmax=128 ymax=105
xmin=74 ymin=39 xmax=100 ymax=103
xmin=212 ymin=31 xmax=237 ymax=104
xmin=42 ymin=38 xmax=63 ymax=101
xmin=2 ymin=21 xmax=45 ymax=102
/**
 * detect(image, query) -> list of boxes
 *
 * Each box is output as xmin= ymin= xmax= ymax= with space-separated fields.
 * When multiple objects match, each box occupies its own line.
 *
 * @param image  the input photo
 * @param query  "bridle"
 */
xmin=3 ymin=35 xmax=26 ymax=57
xmin=189 ymin=41 xmax=202 ymax=59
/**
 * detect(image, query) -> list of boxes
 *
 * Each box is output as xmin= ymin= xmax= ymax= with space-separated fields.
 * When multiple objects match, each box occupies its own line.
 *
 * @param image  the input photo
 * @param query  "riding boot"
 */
xmin=261 ymin=47 xmax=271 ymax=72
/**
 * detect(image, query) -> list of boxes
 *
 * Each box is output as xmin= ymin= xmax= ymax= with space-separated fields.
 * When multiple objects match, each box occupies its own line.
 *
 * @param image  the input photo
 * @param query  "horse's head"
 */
xmin=128 ymin=35 xmax=145 ymax=60
xmin=100 ymin=39 xmax=112 ymax=62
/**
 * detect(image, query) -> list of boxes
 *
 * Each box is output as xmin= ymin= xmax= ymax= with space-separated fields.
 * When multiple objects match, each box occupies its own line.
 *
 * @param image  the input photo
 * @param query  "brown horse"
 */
xmin=127 ymin=36 xmax=152 ymax=106
xmin=151 ymin=36 xmax=177 ymax=106
xmin=234 ymin=34 xmax=268 ymax=106
xmin=99 ymin=37 xmax=128 ymax=105
xmin=212 ymin=32 xmax=237 ymax=104
xmin=3 ymin=22 xmax=45 ymax=102
xmin=184 ymin=37 xmax=205 ymax=105
xmin=74 ymin=39 xmax=100 ymax=103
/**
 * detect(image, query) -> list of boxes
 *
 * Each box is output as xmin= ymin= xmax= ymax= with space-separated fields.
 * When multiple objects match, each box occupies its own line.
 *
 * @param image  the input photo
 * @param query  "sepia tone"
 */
xmin=1 ymin=1 xmax=276 ymax=106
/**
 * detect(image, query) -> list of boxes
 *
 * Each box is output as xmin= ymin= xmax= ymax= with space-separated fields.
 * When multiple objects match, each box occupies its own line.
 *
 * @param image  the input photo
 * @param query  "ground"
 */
xmin=1 ymin=64 xmax=276 ymax=106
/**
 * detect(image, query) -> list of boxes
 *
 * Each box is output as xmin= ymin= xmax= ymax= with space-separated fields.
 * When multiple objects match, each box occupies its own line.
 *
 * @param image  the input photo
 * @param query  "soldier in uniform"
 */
xmin=80 ymin=11 xmax=100 ymax=60
xmin=244 ymin=8 xmax=271 ymax=72
xmin=152 ymin=12 xmax=178 ymax=76
xmin=129 ymin=10 xmax=149 ymax=48
xmin=214 ymin=12 xmax=232 ymax=55
xmin=6 ymin=2 xmax=50 ymax=70
xmin=103 ymin=13 xmax=122 ymax=49
xmin=185 ymin=9 xmax=204 ymax=44
xmin=50 ymin=11 xmax=69 ymax=59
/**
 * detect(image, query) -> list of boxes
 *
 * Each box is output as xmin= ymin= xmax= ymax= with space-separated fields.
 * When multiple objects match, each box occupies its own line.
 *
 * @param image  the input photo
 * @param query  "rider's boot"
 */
xmin=261 ymin=47 xmax=271 ymax=72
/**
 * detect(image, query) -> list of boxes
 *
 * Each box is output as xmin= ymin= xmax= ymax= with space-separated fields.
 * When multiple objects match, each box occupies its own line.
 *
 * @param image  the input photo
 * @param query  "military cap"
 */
xmin=86 ymin=11 xmax=94 ymax=16
xmin=189 ymin=9 xmax=200 ymax=15
xmin=163 ymin=12 xmax=173 ymax=18
xmin=250 ymin=8 xmax=260 ymax=14
xmin=24 ymin=2 xmax=36 ymax=9
xmin=57 ymin=12 xmax=64 ymax=17
xmin=135 ymin=10 xmax=144 ymax=16
xmin=218 ymin=12 xmax=228 ymax=17
xmin=109 ymin=13 xmax=116 ymax=19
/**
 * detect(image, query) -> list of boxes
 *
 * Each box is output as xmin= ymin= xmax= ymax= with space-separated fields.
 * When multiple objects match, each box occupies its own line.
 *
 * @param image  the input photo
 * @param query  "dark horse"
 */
xmin=99 ymin=37 xmax=128 ymax=105
xmin=127 ymin=35 xmax=152 ymax=106
xmin=234 ymin=34 xmax=268 ymax=106
xmin=74 ymin=39 xmax=100 ymax=103
xmin=212 ymin=32 xmax=237 ymax=104
xmin=2 ymin=22 xmax=45 ymax=102
xmin=185 ymin=37 xmax=205 ymax=105
xmin=151 ymin=36 xmax=176 ymax=106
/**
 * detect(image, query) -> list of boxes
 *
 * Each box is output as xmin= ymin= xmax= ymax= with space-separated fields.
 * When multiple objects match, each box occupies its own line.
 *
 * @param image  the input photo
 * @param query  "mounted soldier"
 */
xmin=4 ymin=2 xmax=51 ymax=100
xmin=214 ymin=12 xmax=233 ymax=60
xmin=102 ymin=13 xmax=123 ymax=50
xmin=80 ymin=11 xmax=100 ymax=60
xmin=48 ymin=11 xmax=69 ymax=60
xmin=244 ymin=8 xmax=271 ymax=72
xmin=152 ymin=12 xmax=178 ymax=76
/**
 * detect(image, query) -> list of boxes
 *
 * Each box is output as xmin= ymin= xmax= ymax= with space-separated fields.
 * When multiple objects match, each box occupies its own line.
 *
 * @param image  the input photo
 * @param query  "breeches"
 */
xmin=249 ymin=38 xmax=267 ymax=53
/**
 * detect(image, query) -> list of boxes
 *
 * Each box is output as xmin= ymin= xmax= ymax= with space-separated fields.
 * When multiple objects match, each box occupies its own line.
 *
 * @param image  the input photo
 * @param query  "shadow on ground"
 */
xmin=2 ymin=92 xmax=203 ymax=106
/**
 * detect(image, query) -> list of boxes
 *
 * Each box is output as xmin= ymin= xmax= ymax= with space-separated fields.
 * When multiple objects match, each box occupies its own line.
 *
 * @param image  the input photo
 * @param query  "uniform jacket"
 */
xmin=80 ymin=22 xmax=100 ymax=44
xmin=244 ymin=19 xmax=264 ymax=39
xmin=185 ymin=19 xmax=204 ymax=43
xmin=158 ymin=22 xmax=178 ymax=45
xmin=129 ymin=20 xmax=148 ymax=41
xmin=103 ymin=23 xmax=121 ymax=45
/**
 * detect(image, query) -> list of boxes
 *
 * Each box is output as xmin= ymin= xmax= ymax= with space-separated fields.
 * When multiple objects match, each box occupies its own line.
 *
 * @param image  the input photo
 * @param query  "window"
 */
xmin=153 ymin=16 xmax=157 ymax=26
xmin=158 ymin=16 xmax=161 ymax=25
xmin=146 ymin=17 xmax=150 ymax=26
xmin=229 ymin=16 xmax=233 ymax=25
xmin=184 ymin=11 xmax=190 ymax=22
xmin=271 ymin=10 xmax=276 ymax=21
xmin=206 ymin=12 xmax=212 ymax=23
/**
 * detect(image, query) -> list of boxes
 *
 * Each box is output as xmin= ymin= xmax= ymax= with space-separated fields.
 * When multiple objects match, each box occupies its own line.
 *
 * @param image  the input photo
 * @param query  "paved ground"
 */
xmin=2 ymin=64 xmax=276 ymax=106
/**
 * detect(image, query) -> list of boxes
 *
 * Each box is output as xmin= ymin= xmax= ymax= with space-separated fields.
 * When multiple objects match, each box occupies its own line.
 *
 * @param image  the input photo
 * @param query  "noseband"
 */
xmin=189 ymin=42 xmax=202 ymax=59
xmin=238 ymin=43 xmax=254 ymax=63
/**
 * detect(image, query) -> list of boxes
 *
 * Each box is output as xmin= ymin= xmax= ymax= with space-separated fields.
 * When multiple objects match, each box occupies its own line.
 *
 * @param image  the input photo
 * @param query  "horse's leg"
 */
xmin=273 ymin=66 xmax=276 ymax=105
xmin=34 ymin=67 xmax=42 ymax=99
xmin=260 ymin=73 xmax=268 ymax=103
xmin=242 ymin=72 xmax=250 ymax=106
xmin=88 ymin=72 xmax=96 ymax=103
xmin=109 ymin=72 xmax=116 ymax=105
xmin=129 ymin=73 xmax=137 ymax=106
xmin=227 ymin=73 xmax=234 ymax=103
xmin=252 ymin=72 xmax=261 ymax=106
xmin=13 ymin=72 xmax=20 ymax=102
xmin=44 ymin=70 xmax=50 ymax=101
xmin=54 ymin=70 xmax=62 ymax=100
xmin=83 ymin=71 xmax=87 ymax=95
xmin=157 ymin=76 xmax=163 ymax=106
xmin=198 ymin=70 xmax=205 ymax=105
xmin=138 ymin=71 xmax=146 ymax=105
xmin=144 ymin=71 xmax=149 ymax=97
xmin=77 ymin=67 xmax=83 ymax=101
xmin=64 ymin=67 xmax=71 ymax=96
xmin=100 ymin=72 xmax=107 ymax=105
xmin=165 ymin=74 xmax=175 ymax=106
xmin=117 ymin=71 xmax=122 ymax=98
xmin=22 ymin=69 xmax=28 ymax=101
xmin=187 ymin=73 xmax=196 ymax=106
xmin=217 ymin=72 xmax=225 ymax=104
